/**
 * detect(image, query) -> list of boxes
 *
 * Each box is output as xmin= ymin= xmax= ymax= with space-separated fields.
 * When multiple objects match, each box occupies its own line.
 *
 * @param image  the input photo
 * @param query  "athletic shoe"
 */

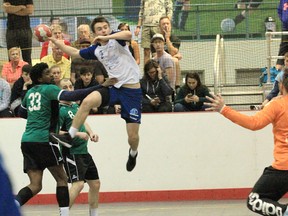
xmin=50 ymin=132 xmax=73 ymax=148
xmin=126 ymin=149 xmax=138 ymax=172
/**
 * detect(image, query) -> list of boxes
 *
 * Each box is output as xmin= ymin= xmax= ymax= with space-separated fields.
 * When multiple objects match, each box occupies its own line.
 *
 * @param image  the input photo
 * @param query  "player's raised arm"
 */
xmin=49 ymin=37 xmax=81 ymax=59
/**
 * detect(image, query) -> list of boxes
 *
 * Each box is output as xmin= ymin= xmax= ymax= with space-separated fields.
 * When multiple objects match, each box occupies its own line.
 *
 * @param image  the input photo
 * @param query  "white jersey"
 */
xmin=80 ymin=38 xmax=140 ymax=88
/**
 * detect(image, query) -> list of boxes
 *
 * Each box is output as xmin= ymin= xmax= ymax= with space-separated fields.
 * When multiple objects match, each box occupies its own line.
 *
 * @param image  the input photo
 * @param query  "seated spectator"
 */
xmin=261 ymin=53 xmax=288 ymax=108
xmin=41 ymin=43 xmax=71 ymax=79
xmin=74 ymin=67 xmax=99 ymax=89
xmin=71 ymin=24 xmax=93 ymax=50
xmin=74 ymin=67 xmax=103 ymax=114
xmin=118 ymin=23 xmax=140 ymax=65
xmin=158 ymin=16 xmax=182 ymax=90
xmin=10 ymin=65 xmax=32 ymax=116
xmin=40 ymin=24 xmax=71 ymax=60
xmin=174 ymin=72 xmax=211 ymax=112
xmin=50 ymin=65 xmax=62 ymax=86
xmin=151 ymin=33 xmax=176 ymax=89
xmin=1 ymin=47 xmax=28 ymax=88
xmin=0 ymin=78 xmax=13 ymax=117
xmin=70 ymin=38 xmax=108 ymax=84
xmin=140 ymin=59 xmax=173 ymax=113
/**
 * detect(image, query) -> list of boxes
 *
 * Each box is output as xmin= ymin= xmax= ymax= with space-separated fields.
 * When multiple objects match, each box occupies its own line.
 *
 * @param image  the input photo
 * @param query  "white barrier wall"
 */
xmin=0 ymin=112 xmax=273 ymax=195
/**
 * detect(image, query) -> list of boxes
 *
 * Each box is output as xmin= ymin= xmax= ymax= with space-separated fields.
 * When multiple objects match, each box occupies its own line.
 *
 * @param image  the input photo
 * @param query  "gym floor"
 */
xmin=21 ymin=199 xmax=263 ymax=216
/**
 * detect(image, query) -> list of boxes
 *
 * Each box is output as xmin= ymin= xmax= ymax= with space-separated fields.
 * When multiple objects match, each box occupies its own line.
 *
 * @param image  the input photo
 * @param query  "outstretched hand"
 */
xmin=102 ymin=78 xmax=118 ymax=87
xmin=204 ymin=94 xmax=225 ymax=112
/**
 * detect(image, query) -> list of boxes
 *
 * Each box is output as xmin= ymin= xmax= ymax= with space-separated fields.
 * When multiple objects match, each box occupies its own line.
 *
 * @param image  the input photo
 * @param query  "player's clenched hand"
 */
xmin=204 ymin=94 xmax=225 ymax=112
xmin=90 ymin=133 xmax=99 ymax=142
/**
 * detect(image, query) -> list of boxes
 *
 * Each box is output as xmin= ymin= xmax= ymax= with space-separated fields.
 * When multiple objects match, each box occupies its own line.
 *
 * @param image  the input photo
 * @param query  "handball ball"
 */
xmin=33 ymin=24 xmax=52 ymax=42
xmin=221 ymin=18 xmax=235 ymax=32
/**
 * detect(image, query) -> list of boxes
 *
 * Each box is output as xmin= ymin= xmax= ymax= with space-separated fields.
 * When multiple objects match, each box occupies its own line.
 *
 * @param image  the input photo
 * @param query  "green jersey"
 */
xmin=59 ymin=102 xmax=88 ymax=154
xmin=21 ymin=84 xmax=62 ymax=143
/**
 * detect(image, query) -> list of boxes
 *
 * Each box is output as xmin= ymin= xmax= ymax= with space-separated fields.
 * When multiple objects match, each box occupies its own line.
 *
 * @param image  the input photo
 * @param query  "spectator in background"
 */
xmin=59 ymin=22 xmax=73 ymax=42
xmin=10 ymin=64 xmax=32 ymax=116
xmin=3 ymin=0 xmax=34 ymax=65
xmin=71 ymin=24 xmax=93 ymax=50
xmin=174 ymin=72 xmax=211 ymax=112
xmin=151 ymin=33 xmax=176 ymax=89
xmin=40 ymin=24 xmax=71 ymax=60
xmin=118 ymin=23 xmax=140 ymax=65
xmin=234 ymin=0 xmax=264 ymax=26
xmin=58 ymin=79 xmax=101 ymax=216
xmin=41 ymin=43 xmax=71 ymax=79
xmin=134 ymin=0 xmax=173 ymax=64
xmin=141 ymin=59 xmax=173 ymax=112
xmin=276 ymin=0 xmax=288 ymax=70
xmin=158 ymin=16 xmax=182 ymax=90
xmin=172 ymin=0 xmax=190 ymax=31
xmin=74 ymin=67 xmax=102 ymax=114
xmin=50 ymin=65 xmax=62 ymax=86
xmin=0 ymin=78 xmax=13 ymax=117
xmin=1 ymin=47 xmax=28 ymax=88
xmin=70 ymin=38 xmax=108 ymax=85
xmin=50 ymin=16 xmax=61 ymax=25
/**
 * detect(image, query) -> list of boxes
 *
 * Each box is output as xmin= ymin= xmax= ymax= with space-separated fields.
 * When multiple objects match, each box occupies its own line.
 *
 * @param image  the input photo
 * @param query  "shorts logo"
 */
xmin=129 ymin=108 xmax=139 ymax=120
xmin=72 ymin=175 xmax=78 ymax=180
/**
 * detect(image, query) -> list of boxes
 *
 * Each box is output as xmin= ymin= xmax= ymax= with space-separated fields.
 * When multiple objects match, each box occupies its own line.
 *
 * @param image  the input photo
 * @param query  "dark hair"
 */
xmin=90 ymin=16 xmax=109 ymax=33
xmin=283 ymin=67 xmax=288 ymax=90
xmin=79 ymin=67 xmax=92 ymax=75
xmin=143 ymin=59 xmax=159 ymax=80
xmin=185 ymin=72 xmax=202 ymax=88
xmin=118 ymin=23 xmax=130 ymax=31
xmin=22 ymin=64 xmax=32 ymax=74
xmin=159 ymin=16 xmax=171 ymax=24
xmin=30 ymin=63 xmax=49 ymax=85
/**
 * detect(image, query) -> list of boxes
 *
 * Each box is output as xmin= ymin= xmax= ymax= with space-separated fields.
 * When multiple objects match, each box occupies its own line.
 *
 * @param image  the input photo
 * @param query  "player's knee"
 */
xmin=73 ymin=181 xmax=85 ymax=191
xmin=90 ymin=179 xmax=100 ymax=192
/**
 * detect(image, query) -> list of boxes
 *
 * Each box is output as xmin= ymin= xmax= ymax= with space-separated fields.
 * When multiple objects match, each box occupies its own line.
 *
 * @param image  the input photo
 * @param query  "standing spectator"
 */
xmin=50 ymin=16 xmax=142 ymax=172
xmin=40 ymin=24 xmax=71 ymax=60
xmin=174 ymin=72 xmax=211 ymax=112
xmin=58 ymin=79 xmax=101 ymax=215
xmin=134 ymin=0 xmax=173 ymax=64
xmin=70 ymin=38 xmax=108 ymax=85
xmin=233 ymin=0 xmax=264 ymax=26
xmin=141 ymin=59 xmax=173 ymax=112
xmin=172 ymin=0 xmax=190 ymax=31
xmin=41 ymin=43 xmax=71 ymax=79
xmin=118 ymin=23 xmax=140 ymax=65
xmin=10 ymin=64 xmax=32 ymax=116
xmin=158 ymin=16 xmax=182 ymax=90
xmin=0 ymin=78 xmax=13 ymax=117
xmin=276 ymin=0 xmax=288 ymax=70
xmin=71 ymin=24 xmax=93 ymax=50
xmin=3 ymin=0 xmax=34 ymax=65
xmin=1 ymin=47 xmax=28 ymax=88
xmin=151 ymin=33 xmax=176 ymax=89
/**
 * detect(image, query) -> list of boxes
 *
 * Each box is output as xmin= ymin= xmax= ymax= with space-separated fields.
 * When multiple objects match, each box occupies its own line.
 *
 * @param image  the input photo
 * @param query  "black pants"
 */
xmin=6 ymin=28 xmax=32 ymax=65
xmin=247 ymin=166 xmax=288 ymax=215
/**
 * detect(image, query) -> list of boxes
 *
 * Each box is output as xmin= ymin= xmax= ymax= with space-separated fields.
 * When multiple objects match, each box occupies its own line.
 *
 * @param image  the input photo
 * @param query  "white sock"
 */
xmin=130 ymin=149 xmax=138 ymax=157
xmin=59 ymin=207 xmax=69 ymax=216
xmin=90 ymin=208 xmax=98 ymax=216
xmin=68 ymin=127 xmax=78 ymax=138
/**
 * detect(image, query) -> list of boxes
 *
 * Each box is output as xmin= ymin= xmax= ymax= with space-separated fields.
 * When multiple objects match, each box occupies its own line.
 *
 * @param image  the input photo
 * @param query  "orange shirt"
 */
xmin=221 ymin=95 xmax=288 ymax=170
xmin=1 ymin=60 xmax=28 ymax=85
